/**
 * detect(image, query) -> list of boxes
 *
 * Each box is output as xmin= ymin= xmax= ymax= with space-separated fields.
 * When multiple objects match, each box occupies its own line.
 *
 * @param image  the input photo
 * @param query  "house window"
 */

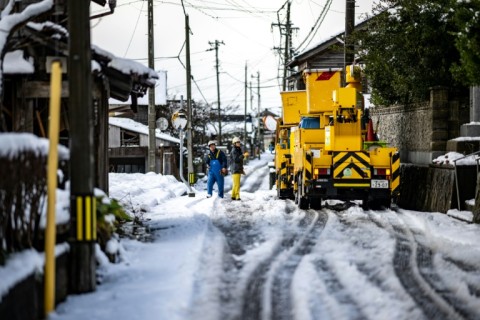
xmin=120 ymin=129 xmax=139 ymax=146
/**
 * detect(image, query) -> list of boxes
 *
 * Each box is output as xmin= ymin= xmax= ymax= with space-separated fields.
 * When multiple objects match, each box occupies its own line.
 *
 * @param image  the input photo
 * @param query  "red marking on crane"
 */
xmin=316 ymin=72 xmax=335 ymax=81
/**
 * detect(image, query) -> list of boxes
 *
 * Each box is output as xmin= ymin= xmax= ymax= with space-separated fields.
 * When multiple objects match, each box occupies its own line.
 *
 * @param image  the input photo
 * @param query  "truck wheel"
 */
xmin=361 ymin=196 xmax=369 ymax=211
xmin=298 ymin=195 xmax=308 ymax=210
xmin=310 ymin=197 xmax=322 ymax=210
xmin=297 ymin=176 xmax=309 ymax=210
xmin=269 ymin=172 xmax=276 ymax=190
xmin=371 ymin=198 xmax=391 ymax=210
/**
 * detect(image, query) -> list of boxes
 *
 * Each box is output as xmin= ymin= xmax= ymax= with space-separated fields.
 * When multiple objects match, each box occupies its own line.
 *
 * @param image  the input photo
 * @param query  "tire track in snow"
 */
xmin=242 ymin=164 xmax=270 ymax=193
xmin=211 ymin=194 xmax=287 ymax=320
xmin=268 ymin=210 xmax=328 ymax=320
xmin=378 ymin=211 xmax=464 ymax=320
xmin=309 ymin=209 xmax=371 ymax=320
xmin=239 ymin=209 xmax=328 ymax=320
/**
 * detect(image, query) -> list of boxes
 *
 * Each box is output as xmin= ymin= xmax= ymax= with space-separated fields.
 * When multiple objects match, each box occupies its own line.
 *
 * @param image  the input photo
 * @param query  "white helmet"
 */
xmin=208 ymin=140 xmax=216 ymax=146
xmin=232 ymin=137 xmax=241 ymax=144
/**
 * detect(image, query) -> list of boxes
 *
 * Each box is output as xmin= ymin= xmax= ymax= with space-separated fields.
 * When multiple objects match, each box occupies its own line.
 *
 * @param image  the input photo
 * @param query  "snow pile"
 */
xmin=432 ymin=151 xmax=480 ymax=166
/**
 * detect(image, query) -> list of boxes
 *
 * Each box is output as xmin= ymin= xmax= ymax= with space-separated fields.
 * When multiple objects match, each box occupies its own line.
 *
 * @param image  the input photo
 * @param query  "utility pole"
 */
xmin=185 ymin=15 xmax=195 ymax=196
xmin=345 ymin=0 xmax=355 ymax=69
xmin=244 ymin=62 xmax=247 ymax=142
xmin=272 ymin=1 xmax=296 ymax=91
xmin=68 ymin=0 xmax=96 ymax=293
xmin=249 ymin=80 xmax=253 ymax=153
xmin=256 ymin=71 xmax=261 ymax=151
xmin=147 ymin=0 xmax=156 ymax=172
xmin=282 ymin=1 xmax=291 ymax=91
xmin=251 ymin=72 xmax=261 ymax=152
xmin=208 ymin=40 xmax=224 ymax=144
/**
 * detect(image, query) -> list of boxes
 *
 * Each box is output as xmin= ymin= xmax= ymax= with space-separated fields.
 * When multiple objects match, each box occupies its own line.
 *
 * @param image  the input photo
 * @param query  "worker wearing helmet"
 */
xmin=229 ymin=137 xmax=248 ymax=200
xmin=205 ymin=140 xmax=228 ymax=198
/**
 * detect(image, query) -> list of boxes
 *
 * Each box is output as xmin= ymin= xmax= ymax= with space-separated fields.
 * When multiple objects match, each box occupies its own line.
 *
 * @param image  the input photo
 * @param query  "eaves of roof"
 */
xmin=12 ymin=23 xmax=157 ymax=102
xmin=288 ymin=18 xmax=371 ymax=68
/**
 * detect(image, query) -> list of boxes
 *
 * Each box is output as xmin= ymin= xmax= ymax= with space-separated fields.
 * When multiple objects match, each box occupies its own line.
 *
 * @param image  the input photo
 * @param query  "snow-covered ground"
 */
xmin=2 ymin=152 xmax=480 ymax=320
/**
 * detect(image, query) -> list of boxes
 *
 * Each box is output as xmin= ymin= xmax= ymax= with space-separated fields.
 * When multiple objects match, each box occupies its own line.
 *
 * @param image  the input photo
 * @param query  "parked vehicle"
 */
xmin=273 ymin=66 xmax=400 ymax=210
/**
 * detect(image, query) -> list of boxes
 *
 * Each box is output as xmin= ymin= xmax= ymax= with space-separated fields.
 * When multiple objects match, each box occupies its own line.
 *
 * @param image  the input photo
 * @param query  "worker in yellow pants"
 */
xmin=231 ymin=173 xmax=241 ymax=200
xmin=229 ymin=137 xmax=248 ymax=200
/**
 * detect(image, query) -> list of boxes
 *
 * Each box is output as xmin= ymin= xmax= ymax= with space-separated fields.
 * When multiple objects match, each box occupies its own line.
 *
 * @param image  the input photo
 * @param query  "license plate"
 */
xmin=371 ymin=179 xmax=389 ymax=189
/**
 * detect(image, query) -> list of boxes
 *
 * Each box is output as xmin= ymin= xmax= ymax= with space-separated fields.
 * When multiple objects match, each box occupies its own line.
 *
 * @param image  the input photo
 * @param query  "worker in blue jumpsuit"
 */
xmin=205 ymin=140 xmax=228 ymax=198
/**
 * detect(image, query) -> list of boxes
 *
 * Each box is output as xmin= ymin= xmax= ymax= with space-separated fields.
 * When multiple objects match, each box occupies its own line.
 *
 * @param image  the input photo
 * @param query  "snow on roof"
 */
xmin=108 ymin=117 xmax=180 ymax=144
xmin=0 ymin=0 xmax=53 ymax=83
xmin=3 ymin=50 xmax=34 ymax=74
xmin=27 ymin=20 xmax=68 ymax=38
xmin=92 ymin=45 xmax=158 ymax=81
xmin=109 ymin=70 xmax=167 ymax=105
xmin=0 ymin=132 xmax=69 ymax=159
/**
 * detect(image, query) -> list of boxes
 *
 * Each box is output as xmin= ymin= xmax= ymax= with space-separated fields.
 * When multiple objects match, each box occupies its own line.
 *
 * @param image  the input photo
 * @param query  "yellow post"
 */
xmin=45 ymin=60 xmax=62 ymax=315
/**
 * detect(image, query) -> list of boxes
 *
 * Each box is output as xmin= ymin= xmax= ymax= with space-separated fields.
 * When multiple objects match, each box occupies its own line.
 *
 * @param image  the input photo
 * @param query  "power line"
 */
xmin=123 ymin=0 xmax=144 ymax=57
xmin=296 ymin=0 xmax=333 ymax=51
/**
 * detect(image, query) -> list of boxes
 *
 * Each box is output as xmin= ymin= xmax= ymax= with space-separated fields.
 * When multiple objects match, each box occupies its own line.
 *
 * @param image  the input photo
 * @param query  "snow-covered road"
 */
xmin=50 ymin=153 xmax=480 ymax=320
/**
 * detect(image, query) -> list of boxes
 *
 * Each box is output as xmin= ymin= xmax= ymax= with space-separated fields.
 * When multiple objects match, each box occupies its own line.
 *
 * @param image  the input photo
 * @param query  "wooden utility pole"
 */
xmin=244 ymin=62 xmax=247 ymax=142
xmin=344 ymin=0 xmax=355 ymax=71
xmin=208 ymin=40 xmax=224 ymax=144
xmin=256 ymin=72 xmax=261 ymax=148
xmin=282 ymin=1 xmax=291 ymax=91
xmin=68 ymin=0 xmax=96 ymax=293
xmin=185 ymin=15 xmax=195 ymax=195
xmin=147 ymin=0 xmax=156 ymax=172
xmin=272 ymin=1 xmax=296 ymax=91
xmin=249 ymin=80 xmax=253 ymax=154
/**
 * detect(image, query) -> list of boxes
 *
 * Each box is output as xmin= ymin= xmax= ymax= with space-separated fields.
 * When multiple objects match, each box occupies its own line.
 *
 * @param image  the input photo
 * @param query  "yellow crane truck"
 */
xmin=274 ymin=66 xmax=400 ymax=210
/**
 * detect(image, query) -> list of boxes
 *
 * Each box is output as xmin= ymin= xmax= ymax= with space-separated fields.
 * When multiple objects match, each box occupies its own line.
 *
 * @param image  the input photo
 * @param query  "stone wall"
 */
xmin=369 ymin=87 xmax=469 ymax=165
xmin=370 ymin=103 xmax=431 ymax=157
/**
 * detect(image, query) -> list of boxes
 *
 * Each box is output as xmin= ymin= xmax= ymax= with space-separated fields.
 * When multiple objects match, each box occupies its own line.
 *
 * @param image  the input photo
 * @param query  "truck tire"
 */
xmin=297 ymin=176 xmax=309 ymax=210
xmin=310 ymin=197 xmax=322 ymax=210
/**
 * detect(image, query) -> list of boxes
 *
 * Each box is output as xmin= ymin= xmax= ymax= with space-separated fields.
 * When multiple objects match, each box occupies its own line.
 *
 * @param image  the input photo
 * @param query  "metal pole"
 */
xmin=44 ymin=61 xmax=62 ymax=315
xmin=147 ymin=0 xmax=156 ymax=172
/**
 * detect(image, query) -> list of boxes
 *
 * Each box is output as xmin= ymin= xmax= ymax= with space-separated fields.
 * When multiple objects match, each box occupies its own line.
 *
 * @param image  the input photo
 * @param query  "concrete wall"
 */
xmin=397 ymin=164 xmax=477 ymax=213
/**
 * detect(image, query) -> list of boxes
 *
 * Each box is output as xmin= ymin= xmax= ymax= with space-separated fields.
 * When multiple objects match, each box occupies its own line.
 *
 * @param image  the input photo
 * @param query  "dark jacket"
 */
xmin=230 ymin=146 xmax=244 ymax=174
xmin=205 ymin=148 xmax=228 ymax=170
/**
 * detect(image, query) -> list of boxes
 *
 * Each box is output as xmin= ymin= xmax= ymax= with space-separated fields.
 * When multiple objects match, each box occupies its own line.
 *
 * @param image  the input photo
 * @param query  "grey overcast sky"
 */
xmin=91 ymin=0 xmax=375 ymax=115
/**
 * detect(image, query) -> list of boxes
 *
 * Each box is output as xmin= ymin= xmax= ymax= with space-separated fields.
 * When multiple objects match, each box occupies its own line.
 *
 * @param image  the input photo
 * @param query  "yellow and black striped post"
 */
xmin=391 ymin=152 xmax=401 ymax=195
xmin=70 ymin=193 xmax=97 ymax=293
xmin=188 ymin=172 xmax=196 ymax=186
xmin=75 ymin=195 xmax=97 ymax=241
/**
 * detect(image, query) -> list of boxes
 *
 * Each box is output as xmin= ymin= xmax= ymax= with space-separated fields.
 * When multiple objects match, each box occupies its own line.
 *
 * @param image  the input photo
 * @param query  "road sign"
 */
xmin=171 ymin=110 xmax=187 ymax=130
